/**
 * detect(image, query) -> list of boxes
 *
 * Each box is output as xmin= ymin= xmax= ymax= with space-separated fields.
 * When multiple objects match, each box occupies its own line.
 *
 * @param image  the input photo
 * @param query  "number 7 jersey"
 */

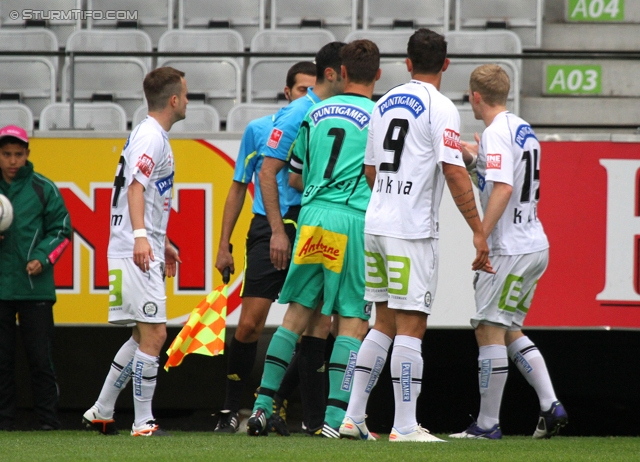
xmin=476 ymin=111 xmax=548 ymax=256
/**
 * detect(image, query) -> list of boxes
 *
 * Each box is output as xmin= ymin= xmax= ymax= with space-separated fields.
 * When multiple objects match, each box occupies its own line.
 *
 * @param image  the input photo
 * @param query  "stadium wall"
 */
xmin=9 ymin=133 xmax=640 ymax=436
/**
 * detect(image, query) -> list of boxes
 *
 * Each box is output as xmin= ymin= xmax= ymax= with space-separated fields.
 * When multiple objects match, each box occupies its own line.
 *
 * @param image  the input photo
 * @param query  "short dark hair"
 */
xmin=407 ymin=28 xmax=447 ymax=75
xmin=143 ymin=67 xmax=185 ymax=112
xmin=341 ymin=39 xmax=380 ymax=84
xmin=315 ymin=41 xmax=346 ymax=82
xmin=286 ymin=61 xmax=316 ymax=89
xmin=0 ymin=137 xmax=28 ymax=149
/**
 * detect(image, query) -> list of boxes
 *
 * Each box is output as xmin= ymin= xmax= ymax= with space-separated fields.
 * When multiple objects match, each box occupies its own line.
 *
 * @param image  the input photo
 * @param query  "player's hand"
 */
xmin=471 ymin=232 xmax=492 ymax=272
xmin=215 ymin=245 xmax=235 ymax=276
xmin=270 ymin=230 xmax=291 ymax=271
xmin=460 ymin=132 xmax=480 ymax=158
xmin=26 ymin=259 xmax=43 ymax=276
xmin=164 ymin=243 xmax=181 ymax=278
xmin=133 ymin=237 xmax=154 ymax=273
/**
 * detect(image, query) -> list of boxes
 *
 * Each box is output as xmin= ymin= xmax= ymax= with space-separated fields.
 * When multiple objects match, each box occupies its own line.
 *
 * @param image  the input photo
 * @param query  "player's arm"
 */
xmin=482 ymin=181 xmax=512 ymax=238
xmin=289 ymin=172 xmax=303 ymax=192
xmin=364 ymin=164 xmax=376 ymax=189
xmin=215 ymin=180 xmax=249 ymax=275
xmin=258 ymin=156 xmax=289 ymax=270
xmin=27 ymin=182 xmax=72 ymax=276
xmin=289 ymin=120 xmax=308 ymax=193
xmin=128 ymin=179 xmax=153 ymax=272
xmin=461 ymin=132 xmax=480 ymax=169
xmin=443 ymin=162 xmax=491 ymax=273
xmin=164 ymin=235 xmax=181 ymax=278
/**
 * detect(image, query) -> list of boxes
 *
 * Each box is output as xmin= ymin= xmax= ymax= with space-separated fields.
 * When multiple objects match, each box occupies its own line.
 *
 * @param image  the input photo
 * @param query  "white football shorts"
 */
xmin=364 ymin=234 xmax=439 ymax=314
xmin=107 ymin=257 xmax=167 ymax=325
xmin=471 ymin=249 xmax=549 ymax=330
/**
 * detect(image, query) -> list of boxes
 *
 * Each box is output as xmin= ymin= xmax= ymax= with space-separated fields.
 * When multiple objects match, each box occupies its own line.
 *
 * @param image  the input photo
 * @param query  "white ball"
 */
xmin=0 ymin=194 xmax=14 ymax=233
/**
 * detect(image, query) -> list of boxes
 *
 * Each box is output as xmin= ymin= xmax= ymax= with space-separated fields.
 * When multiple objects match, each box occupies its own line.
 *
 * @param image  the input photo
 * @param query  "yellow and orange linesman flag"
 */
xmin=164 ymin=284 xmax=227 ymax=371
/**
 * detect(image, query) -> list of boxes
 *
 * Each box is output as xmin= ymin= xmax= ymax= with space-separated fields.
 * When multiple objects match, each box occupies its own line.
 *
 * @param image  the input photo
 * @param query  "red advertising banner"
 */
xmin=528 ymin=141 xmax=640 ymax=328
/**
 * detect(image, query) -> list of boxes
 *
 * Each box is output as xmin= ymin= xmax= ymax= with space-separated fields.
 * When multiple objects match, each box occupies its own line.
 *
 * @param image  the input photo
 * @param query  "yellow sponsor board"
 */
xmin=29 ymin=137 xmax=250 ymax=325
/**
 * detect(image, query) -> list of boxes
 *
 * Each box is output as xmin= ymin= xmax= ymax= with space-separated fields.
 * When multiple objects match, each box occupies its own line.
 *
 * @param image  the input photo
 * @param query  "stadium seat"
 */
xmin=226 ymin=103 xmax=280 ymax=132
xmin=158 ymin=29 xmax=245 ymax=70
xmin=246 ymin=59 xmax=305 ymax=104
xmin=62 ymin=57 xmax=147 ymax=121
xmin=133 ymin=104 xmax=221 ymax=133
xmin=270 ymin=0 xmax=357 ymax=40
xmin=86 ymin=0 xmax=175 ymax=47
xmin=0 ymin=29 xmax=59 ymax=71
xmin=156 ymin=57 xmax=241 ymax=120
xmin=0 ymin=103 xmax=34 ymax=135
xmin=251 ymin=29 xmax=336 ymax=54
xmin=247 ymin=29 xmax=334 ymax=104
xmin=344 ymin=30 xmax=414 ymax=53
xmin=39 ymin=102 xmax=127 ymax=131
xmin=458 ymin=105 xmax=485 ymax=137
xmin=373 ymin=59 xmax=410 ymax=100
xmin=445 ymin=30 xmax=523 ymax=82
xmin=66 ymin=29 xmax=153 ymax=73
xmin=0 ymin=0 xmax=81 ymax=45
xmin=362 ymin=0 xmax=450 ymax=33
xmin=442 ymin=59 xmax=520 ymax=114
xmin=178 ymin=0 xmax=266 ymax=45
xmin=454 ymin=0 xmax=543 ymax=49
xmin=0 ymin=57 xmax=56 ymax=120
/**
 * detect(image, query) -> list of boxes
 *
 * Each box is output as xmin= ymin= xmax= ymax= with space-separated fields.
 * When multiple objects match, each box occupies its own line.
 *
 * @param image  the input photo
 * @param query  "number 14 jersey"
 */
xmin=477 ymin=111 xmax=548 ymax=256
xmin=364 ymin=80 xmax=465 ymax=239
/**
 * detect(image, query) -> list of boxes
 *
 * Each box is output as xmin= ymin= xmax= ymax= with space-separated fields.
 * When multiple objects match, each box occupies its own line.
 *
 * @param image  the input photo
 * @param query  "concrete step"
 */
xmin=520 ymin=95 xmax=640 ymax=127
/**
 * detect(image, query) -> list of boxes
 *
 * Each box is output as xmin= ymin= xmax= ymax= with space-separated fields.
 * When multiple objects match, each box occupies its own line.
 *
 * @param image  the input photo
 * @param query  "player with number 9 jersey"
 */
xmin=364 ymin=80 xmax=465 ymax=240
xmin=476 ymin=113 xmax=548 ymax=255
xmin=108 ymin=116 xmax=174 ymax=262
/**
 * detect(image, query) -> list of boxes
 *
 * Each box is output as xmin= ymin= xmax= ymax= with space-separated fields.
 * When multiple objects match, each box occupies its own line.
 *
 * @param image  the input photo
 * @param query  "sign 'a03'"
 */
xmin=545 ymin=65 xmax=602 ymax=95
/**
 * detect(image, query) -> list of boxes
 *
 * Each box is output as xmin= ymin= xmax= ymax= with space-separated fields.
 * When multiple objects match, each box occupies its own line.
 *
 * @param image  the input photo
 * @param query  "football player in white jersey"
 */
xmin=449 ymin=64 xmax=567 ymax=440
xmin=83 ymin=67 xmax=187 ymax=437
xmin=340 ymin=29 xmax=490 ymax=443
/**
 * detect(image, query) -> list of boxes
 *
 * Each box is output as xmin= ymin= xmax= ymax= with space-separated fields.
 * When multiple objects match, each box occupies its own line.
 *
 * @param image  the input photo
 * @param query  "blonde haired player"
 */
xmin=449 ymin=64 xmax=567 ymax=440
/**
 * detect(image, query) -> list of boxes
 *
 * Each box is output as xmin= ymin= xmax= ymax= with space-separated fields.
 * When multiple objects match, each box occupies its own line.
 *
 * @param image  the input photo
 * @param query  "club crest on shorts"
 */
xmin=364 ymin=301 xmax=373 ymax=316
xmin=143 ymin=302 xmax=158 ymax=317
xmin=424 ymin=291 xmax=432 ymax=308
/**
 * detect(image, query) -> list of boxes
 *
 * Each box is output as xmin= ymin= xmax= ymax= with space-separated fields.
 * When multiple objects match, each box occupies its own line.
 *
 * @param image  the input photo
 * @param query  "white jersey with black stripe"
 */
xmin=108 ymin=116 xmax=174 ymax=261
xmin=364 ymin=80 xmax=464 ymax=239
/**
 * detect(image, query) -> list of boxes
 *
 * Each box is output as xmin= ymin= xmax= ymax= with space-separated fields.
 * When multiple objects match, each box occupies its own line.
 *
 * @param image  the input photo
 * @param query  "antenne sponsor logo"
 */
xmin=298 ymin=235 xmax=340 ymax=260
xmin=293 ymin=226 xmax=347 ymax=272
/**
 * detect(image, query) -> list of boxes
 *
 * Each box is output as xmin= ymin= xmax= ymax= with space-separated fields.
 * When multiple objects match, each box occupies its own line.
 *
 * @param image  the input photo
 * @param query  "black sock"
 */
xmin=277 ymin=343 xmax=300 ymax=404
xmin=223 ymin=337 xmax=258 ymax=412
xmin=298 ymin=336 xmax=327 ymax=430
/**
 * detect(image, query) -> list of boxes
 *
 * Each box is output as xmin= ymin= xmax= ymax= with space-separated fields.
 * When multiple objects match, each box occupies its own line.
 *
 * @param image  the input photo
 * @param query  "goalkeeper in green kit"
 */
xmin=248 ymin=40 xmax=381 ymax=438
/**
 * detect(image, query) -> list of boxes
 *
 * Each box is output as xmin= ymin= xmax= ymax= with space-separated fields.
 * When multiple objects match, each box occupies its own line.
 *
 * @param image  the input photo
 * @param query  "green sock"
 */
xmin=253 ymin=326 xmax=299 ymax=418
xmin=325 ymin=335 xmax=362 ymax=428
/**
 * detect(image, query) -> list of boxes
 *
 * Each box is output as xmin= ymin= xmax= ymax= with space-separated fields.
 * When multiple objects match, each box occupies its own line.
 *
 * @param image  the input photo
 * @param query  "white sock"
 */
xmin=345 ymin=329 xmax=392 ymax=422
xmin=508 ymin=336 xmax=557 ymax=410
xmin=94 ymin=336 xmax=138 ymax=418
xmin=390 ymin=335 xmax=423 ymax=434
xmin=132 ymin=348 xmax=159 ymax=427
xmin=477 ymin=344 xmax=508 ymax=430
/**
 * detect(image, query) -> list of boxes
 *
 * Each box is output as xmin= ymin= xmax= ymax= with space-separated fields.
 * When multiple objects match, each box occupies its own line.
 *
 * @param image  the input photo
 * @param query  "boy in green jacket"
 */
xmin=0 ymin=125 xmax=71 ymax=430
